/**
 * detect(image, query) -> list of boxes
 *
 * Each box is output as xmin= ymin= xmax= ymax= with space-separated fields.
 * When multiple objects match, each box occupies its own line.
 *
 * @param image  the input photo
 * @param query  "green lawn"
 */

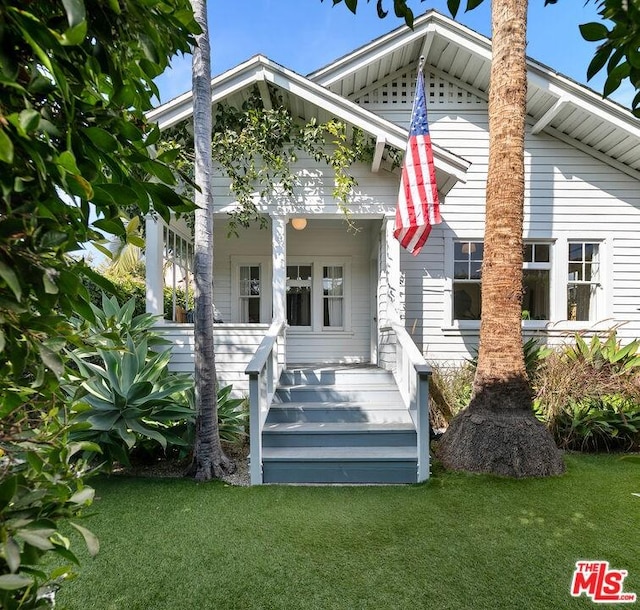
xmin=58 ymin=454 xmax=639 ymax=610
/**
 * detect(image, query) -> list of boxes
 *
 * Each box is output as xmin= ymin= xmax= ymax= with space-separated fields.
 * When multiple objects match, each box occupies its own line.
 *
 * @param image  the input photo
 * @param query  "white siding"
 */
xmin=353 ymin=70 xmax=640 ymax=365
xmin=163 ymin=67 xmax=640 ymax=373
xmin=159 ymin=324 xmax=270 ymax=396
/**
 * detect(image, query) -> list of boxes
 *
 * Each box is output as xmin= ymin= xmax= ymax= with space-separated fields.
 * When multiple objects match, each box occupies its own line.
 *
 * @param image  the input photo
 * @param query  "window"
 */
xmin=452 ymin=240 xmax=551 ymax=322
xmin=453 ymin=241 xmax=483 ymax=320
xmin=239 ymin=265 xmax=261 ymax=323
xmin=567 ymin=242 xmax=600 ymax=321
xmin=286 ymin=264 xmax=312 ymax=327
xmin=522 ymin=243 xmax=551 ymax=320
xmin=232 ymin=257 xmax=271 ymax=324
xmin=323 ymin=266 xmax=344 ymax=328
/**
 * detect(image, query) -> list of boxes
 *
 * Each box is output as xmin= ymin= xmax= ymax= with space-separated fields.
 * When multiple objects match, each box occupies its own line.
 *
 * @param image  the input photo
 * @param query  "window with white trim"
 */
xmin=522 ymin=243 xmax=551 ymax=320
xmin=453 ymin=241 xmax=483 ymax=320
xmin=231 ymin=257 xmax=271 ymax=324
xmin=238 ymin=265 xmax=261 ymax=323
xmin=567 ymin=242 xmax=600 ymax=321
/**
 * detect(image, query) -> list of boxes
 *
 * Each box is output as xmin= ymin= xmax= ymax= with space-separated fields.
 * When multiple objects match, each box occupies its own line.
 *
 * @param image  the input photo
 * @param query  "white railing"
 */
xmin=382 ymin=320 xmax=432 ymax=482
xmin=245 ymin=320 xmax=287 ymax=485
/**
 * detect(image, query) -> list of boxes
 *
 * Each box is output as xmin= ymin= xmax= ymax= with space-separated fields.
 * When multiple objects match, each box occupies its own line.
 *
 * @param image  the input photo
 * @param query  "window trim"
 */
xmin=445 ymin=237 xmax=609 ymax=330
xmin=563 ymin=239 xmax=606 ymax=325
xmin=231 ymin=256 xmax=272 ymax=324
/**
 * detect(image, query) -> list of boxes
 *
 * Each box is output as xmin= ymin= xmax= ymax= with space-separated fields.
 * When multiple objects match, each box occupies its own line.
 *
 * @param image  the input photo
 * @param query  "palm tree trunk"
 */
xmin=436 ymin=0 xmax=564 ymax=477
xmin=188 ymin=0 xmax=234 ymax=481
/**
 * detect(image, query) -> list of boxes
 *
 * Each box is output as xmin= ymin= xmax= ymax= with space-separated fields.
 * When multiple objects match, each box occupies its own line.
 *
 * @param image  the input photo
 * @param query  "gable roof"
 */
xmin=148 ymin=54 xmax=470 ymax=196
xmin=310 ymin=10 xmax=640 ymax=180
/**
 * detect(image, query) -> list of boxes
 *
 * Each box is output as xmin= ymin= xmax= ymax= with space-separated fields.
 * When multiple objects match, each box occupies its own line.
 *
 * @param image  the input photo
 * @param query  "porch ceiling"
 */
xmin=310 ymin=10 xmax=640 ymax=179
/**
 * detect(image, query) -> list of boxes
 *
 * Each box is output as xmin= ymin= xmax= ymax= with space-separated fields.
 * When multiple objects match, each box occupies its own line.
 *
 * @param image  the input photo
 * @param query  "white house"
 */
xmin=145 ymin=11 xmax=640 ymax=484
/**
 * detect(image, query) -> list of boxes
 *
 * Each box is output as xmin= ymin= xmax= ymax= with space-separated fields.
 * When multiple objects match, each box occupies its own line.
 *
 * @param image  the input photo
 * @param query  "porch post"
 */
xmin=384 ymin=216 xmax=404 ymax=324
xmin=271 ymin=214 xmax=287 ymax=324
xmin=145 ymin=214 xmax=164 ymax=319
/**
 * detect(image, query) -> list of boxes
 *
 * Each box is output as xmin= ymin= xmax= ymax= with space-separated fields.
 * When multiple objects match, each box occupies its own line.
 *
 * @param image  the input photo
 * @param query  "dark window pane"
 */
xmin=569 ymin=243 xmax=583 ymax=261
xmin=454 ymin=261 xmax=469 ymax=279
xmin=287 ymin=288 xmax=311 ymax=326
xmin=524 ymin=244 xmax=533 ymax=263
xmin=470 ymin=243 xmax=483 ymax=261
xmin=469 ymin=263 xmax=482 ymax=280
xmin=453 ymin=284 xmax=481 ymax=320
xmin=535 ymin=244 xmax=550 ymax=262
xmin=454 ymin=242 xmax=467 ymax=259
xmin=568 ymin=263 xmax=583 ymax=281
xmin=247 ymin=299 xmax=260 ymax=323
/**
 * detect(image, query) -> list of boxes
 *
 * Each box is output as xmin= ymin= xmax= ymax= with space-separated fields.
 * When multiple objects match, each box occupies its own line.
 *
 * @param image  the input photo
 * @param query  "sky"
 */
xmin=154 ymin=0 xmax=635 ymax=109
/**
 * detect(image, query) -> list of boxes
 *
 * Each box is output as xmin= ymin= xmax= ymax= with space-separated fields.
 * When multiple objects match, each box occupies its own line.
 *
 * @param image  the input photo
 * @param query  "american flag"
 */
xmin=394 ymin=69 xmax=440 ymax=256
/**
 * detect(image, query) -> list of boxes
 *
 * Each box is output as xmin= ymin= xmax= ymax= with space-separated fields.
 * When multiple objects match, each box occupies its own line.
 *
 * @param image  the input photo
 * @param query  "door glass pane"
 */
xmin=323 ymin=266 xmax=343 ymax=327
xmin=287 ymin=265 xmax=312 ymax=326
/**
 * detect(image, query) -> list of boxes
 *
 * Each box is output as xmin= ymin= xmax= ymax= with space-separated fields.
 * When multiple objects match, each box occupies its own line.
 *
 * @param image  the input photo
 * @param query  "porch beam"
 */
xmin=371 ymin=135 xmax=386 ymax=173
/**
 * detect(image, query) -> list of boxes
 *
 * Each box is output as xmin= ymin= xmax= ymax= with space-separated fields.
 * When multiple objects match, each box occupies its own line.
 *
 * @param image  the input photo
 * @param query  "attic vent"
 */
xmin=353 ymin=71 xmax=484 ymax=106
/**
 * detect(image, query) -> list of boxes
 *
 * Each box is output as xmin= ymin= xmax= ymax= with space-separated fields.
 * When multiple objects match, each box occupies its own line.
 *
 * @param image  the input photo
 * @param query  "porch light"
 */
xmin=291 ymin=218 xmax=307 ymax=231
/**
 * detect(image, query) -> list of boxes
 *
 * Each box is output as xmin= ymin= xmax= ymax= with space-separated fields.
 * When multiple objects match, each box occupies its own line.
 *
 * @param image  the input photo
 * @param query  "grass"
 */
xmin=58 ymin=454 xmax=639 ymax=610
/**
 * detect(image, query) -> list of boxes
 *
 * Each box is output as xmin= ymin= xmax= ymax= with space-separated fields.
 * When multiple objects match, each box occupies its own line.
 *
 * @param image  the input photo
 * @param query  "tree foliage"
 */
xmin=0 ymin=1 xmax=198 ymax=604
xmin=0 ymin=0 xmax=197 ymax=409
xmin=163 ymin=89 xmax=373 ymax=234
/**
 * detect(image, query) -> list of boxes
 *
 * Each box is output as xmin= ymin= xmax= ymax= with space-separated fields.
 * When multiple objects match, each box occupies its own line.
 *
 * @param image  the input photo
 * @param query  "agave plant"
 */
xmin=68 ymin=334 xmax=194 ymax=466
xmin=72 ymin=293 xmax=168 ymax=353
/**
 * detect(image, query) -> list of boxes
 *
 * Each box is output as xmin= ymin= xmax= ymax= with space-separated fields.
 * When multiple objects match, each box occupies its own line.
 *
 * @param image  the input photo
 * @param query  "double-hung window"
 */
xmin=522 ymin=243 xmax=551 ymax=320
xmin=567 ymin=242 xmax=600 ymax=321
xmin=453 ymin=241 xmax=483 ymax=320
xmin=238 ymin=265 xmax=261 ymax=323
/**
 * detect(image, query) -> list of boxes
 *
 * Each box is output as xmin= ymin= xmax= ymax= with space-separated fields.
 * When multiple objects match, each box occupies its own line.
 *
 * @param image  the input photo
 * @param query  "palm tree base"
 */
xmin=187 ymin=452 xmax=236 ymax=482
xmin=436 ymin=406 xmax=565 ymax=478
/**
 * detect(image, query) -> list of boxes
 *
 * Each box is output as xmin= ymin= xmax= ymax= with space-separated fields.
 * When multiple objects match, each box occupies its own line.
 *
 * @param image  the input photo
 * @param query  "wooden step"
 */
xmin=262 ymin=446 xmax=418 ymax=484
xmin=262 ymin=421 xmax=416 ymax=447
xmin=266 ymin=402 xmax=411 ymax=424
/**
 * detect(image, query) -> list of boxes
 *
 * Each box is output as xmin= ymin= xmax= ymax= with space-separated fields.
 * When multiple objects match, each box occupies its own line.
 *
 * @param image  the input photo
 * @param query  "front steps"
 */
xmin=261 ymin=365 xmax=418 ymax=484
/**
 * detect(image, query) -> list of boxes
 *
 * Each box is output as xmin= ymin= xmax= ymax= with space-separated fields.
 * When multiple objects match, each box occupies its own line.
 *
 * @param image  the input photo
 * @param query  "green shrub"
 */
xmin=0 ymin=413 xmax=98 ymax=609
xmin=538 ymin=394 xmax=640 ymax=452
xmin=68 ymin=336 xmax=195 ymax=466
xmin=534 ymin=331 xmax=640 ymax=452
xmin=180 ymin=385 xmax=248 ymax=449
xmin=66 ymin=295 xmax=195 ymax=466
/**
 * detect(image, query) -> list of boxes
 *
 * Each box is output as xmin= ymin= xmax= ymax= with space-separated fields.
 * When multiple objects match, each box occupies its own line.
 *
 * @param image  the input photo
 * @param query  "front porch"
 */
xmin=147 ymin=214 xmax=430 ymax=484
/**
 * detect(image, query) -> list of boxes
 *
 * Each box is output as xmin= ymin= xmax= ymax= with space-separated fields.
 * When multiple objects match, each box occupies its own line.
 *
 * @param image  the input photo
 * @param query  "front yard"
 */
xmin=58 ymin=454 xmax=638 ymax=610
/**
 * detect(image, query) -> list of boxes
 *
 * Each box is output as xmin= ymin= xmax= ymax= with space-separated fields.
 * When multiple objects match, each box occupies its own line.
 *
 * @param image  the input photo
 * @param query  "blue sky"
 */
xmin=154 ymin=0 xmax=634 ymax=109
